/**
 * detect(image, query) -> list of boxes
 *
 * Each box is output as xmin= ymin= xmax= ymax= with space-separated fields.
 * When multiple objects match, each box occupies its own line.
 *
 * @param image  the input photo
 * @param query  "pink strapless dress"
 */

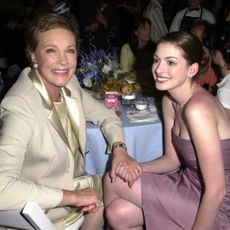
xmin=141 ymin=131 xmax=230 ymax=230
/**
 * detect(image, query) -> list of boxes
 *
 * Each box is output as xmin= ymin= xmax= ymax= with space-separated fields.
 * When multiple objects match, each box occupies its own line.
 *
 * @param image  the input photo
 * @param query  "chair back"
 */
xmin=0 ymin=201 xmax=55 ymax=230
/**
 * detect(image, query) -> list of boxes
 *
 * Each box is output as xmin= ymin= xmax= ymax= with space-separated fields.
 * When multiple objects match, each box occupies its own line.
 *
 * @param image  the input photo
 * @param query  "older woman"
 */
xmin=0 ymin=13 xmax=141 ymax=230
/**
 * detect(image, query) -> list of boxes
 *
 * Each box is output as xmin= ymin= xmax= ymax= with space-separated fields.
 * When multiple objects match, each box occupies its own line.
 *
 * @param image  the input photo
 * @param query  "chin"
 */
xmin=155 ymin=83 xmax=168 ymax=91
xmin=58 ymin=76 xmax=72 ymax=85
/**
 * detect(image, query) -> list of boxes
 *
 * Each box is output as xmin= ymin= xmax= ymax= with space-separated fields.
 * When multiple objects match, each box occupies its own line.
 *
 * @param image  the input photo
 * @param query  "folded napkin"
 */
xmin=126 ymin=110 xmax=159 ymax=123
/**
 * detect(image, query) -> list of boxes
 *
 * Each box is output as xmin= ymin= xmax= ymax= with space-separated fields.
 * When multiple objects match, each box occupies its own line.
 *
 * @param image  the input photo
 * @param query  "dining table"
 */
xmin=85 ymin=100 xmax=163 ymax=175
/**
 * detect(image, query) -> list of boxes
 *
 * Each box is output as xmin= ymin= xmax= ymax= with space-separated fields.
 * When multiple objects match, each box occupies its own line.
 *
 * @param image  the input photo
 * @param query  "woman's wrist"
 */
xmin=112 ymin=142 xmax=128 ymax=157
xmin=60 ymin=190 xmax=76 ymax=207
xmin=112 ymin=142 xmax=127 ymax=152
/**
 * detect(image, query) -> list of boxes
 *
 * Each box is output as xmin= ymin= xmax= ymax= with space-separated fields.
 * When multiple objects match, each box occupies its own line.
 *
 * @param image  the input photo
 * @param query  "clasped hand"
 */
xmin=61 ymin=188 xmax=101 ymax=213
xmin=110 ymin=152 xmax=142 ymax=188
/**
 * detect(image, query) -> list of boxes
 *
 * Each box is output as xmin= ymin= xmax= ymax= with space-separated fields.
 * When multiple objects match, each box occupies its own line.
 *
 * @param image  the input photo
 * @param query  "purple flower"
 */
xmin=76 ymin=49 xmax=120 ymax=89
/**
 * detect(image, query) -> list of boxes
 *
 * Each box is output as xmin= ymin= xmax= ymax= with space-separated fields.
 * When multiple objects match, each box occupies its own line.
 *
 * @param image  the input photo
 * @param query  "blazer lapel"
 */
xmin=62 ymin=87 xmax=86 ymax=157
xmin=28 ymin=69 xmax=71 ymax=150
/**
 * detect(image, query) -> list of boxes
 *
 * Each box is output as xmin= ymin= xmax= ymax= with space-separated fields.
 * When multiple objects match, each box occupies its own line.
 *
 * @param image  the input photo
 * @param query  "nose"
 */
xmin=58 ymin=52 xmax=68 ymax=65
xmin=153 ymin=61 xmax=163 ymax=75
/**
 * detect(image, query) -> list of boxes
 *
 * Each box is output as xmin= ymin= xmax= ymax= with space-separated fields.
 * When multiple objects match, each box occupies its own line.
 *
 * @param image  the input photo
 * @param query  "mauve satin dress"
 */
xmin=141 ymin=130 xmax=230 ymax=230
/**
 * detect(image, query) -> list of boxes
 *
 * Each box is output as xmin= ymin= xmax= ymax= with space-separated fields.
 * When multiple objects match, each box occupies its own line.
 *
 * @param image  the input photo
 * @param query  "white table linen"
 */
xmin=85 ymin=106 xmax=163 ymax=174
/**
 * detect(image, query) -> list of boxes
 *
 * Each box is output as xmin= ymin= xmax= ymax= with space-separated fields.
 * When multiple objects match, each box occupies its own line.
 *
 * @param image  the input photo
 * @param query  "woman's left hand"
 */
xmin=110 ymin=149 xmax=142 ymax=187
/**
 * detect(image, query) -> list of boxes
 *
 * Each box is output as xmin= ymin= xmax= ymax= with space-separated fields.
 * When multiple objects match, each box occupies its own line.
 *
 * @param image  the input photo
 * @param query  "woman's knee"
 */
xmin=105 ymin=199 xmax=128 ymax=225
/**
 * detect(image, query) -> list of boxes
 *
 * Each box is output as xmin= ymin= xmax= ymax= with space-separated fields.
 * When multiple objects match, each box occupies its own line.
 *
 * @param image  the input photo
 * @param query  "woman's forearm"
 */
xmin=192 ymin=189 xmax=226 ymax=229
xmin=141 ymin=154 xmax=180 ymax=174
xmin=60 ymin=189 xmax=101 ymax=212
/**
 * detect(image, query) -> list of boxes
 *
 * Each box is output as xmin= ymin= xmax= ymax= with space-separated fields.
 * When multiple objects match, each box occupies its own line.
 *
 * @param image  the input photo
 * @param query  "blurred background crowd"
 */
xmin=0 ymin=0 xmax=230 ymax=98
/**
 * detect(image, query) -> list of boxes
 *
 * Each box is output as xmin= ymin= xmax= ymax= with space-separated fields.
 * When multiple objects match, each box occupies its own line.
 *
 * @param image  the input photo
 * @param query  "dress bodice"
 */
xmin=172 ymin=129 xmax=230 ymax=174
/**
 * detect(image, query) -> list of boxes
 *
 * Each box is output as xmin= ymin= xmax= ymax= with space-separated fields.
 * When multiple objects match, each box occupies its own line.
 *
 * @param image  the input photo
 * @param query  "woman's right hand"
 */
xmin=60 ymin=188 xmax=101 ymax=213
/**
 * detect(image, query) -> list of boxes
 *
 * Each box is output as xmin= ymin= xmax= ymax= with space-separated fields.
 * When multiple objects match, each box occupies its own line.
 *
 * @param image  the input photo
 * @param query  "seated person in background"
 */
xmin=190 ymin=19 xmax=218 ymax=95
xmin=211 ymin=21 xmax=230 ymax=118
xmin=169 ymin=0 xmax=216 ymax=33
xmin=104 ymin=31 xmax=230 ymax=229
xmin=120 ymin=17 xmax=154 ymax=73
xmin=119 ymin=17 xmax=157 ymax=96
xmin=0 ymin=13 xmax=141 ymax=230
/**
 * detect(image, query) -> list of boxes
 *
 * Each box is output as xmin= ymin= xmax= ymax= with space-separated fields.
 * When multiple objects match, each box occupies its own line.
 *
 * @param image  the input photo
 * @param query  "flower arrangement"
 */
xmin=76 ymin=49 xmax=121 ymax=89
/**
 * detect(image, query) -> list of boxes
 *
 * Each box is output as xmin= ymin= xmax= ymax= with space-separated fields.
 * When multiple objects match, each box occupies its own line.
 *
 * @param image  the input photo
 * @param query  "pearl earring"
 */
xmin=33 ymin=63 xmax=38 ymax=69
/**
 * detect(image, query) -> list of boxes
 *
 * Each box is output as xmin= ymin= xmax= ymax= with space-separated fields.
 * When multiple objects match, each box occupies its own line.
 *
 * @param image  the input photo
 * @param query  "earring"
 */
xmin=33 ymin=63 xmax=38 ymax=69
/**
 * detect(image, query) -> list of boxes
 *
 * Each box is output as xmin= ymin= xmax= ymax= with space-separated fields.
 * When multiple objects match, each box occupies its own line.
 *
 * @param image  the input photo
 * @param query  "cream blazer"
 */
xmin=0 ymin=67 xmax=125 ymax=228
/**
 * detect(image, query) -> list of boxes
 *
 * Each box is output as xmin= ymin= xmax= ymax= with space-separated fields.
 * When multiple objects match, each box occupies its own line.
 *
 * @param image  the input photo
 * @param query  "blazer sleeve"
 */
xmin=0 ymin=95 xmax=63 ymax=210
xmin=71 ymin=76 xmax=126 ymax=152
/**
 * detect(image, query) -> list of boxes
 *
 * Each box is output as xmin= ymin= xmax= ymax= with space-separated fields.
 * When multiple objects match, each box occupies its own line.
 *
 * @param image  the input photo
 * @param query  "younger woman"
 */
xmin=104 ymin=31 xmax=230 ymax=229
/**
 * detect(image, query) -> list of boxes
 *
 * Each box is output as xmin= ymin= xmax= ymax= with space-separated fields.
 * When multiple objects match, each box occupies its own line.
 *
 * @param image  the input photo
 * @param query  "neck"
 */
xmin=172 ymin=83 xmax=198 ymax=108
xmin=52 ymin=93 xmax=61 ymax=102
xmin=40 ymin=76 xmax=62 ymax=102
xmin=44 ymin=83 xmax=61 ymax=102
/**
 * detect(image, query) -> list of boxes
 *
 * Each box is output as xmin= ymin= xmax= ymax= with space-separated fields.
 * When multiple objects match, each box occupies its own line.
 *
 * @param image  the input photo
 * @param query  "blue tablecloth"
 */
xmin=85 ymin=105 xmax=163 ymax=175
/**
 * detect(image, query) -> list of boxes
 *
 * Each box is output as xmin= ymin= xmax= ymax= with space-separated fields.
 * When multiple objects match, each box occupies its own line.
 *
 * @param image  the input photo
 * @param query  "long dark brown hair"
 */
xmin=129 ymin=16 xmax=152 ymax=56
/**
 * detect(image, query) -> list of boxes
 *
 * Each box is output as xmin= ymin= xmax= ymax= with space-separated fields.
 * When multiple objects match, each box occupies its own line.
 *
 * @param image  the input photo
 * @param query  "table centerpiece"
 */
xmin=76 ymin=49 xmax=122 ymax=99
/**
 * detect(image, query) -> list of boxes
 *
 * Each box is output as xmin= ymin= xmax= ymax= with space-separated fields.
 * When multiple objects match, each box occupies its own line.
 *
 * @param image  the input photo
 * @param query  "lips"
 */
xmin=52 ymin=69 xmax=70 ymax=77
xmin=52 ymin=69 xmax=68 ymax=74
xmin=155 ymin=76 xmax=169 ymax=83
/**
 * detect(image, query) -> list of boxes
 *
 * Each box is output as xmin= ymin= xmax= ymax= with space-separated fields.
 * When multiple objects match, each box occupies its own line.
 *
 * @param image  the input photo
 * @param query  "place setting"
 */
xmin=123 ymin=94 xmax=159 ymax=123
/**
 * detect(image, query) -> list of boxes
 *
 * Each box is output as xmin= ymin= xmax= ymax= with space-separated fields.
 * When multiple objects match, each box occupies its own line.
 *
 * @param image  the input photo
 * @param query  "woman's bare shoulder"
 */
xmin=184 ymin=87 xmax=219 ymax=121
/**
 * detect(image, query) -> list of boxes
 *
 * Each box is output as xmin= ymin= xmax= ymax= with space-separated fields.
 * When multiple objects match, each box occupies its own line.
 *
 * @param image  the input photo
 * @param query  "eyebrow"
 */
xmin=154 ymin=54 xmax=178 ymax=60
xmin=43 ymin=44 xmax=76 ymax=48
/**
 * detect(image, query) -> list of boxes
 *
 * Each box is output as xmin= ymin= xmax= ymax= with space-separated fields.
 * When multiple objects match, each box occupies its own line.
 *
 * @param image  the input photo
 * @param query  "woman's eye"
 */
xmin=67 ymin=49 xmax=76 ymax=54
xmin=153 ymin=58 xmax=159 ymax=64
xmin=46 ymin=48 xmax=56 ymax=53
xmin=167 ymin=60 xmax=175 ymax=66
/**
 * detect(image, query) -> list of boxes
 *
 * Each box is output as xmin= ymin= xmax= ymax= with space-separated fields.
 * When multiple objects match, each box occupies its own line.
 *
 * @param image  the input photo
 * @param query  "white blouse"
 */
xmin=217 ymin=73 xmax=230 ymax=109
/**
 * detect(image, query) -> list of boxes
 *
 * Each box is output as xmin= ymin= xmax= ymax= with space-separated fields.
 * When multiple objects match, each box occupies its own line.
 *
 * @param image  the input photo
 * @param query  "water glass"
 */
xmin=135 ymin=95 xmax=148 ymax=111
